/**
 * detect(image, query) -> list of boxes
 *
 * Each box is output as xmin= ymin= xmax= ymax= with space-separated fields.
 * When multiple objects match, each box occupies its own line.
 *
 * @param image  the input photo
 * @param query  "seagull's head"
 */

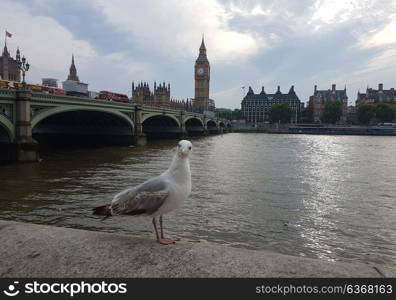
xmin=177 ymin=140 xmax=192 ymax=158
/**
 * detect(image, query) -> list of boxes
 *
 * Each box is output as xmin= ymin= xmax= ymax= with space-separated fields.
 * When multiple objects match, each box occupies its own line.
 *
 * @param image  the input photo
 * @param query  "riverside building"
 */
xmin=356 ymin=83 xmax=396 ymax=108
xmin=241 ymin=85 xmax=301 ymax=123
xmin=308 ymin=84 xmax=348 ymax=123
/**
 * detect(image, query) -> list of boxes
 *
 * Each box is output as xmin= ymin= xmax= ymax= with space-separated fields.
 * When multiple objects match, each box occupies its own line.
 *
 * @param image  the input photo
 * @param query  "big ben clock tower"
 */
xmin=194 ymin=36 xmax=210 ymax=112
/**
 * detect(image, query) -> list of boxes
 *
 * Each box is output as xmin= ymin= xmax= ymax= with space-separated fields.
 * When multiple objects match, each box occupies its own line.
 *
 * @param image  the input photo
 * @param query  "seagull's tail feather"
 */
xmin=93 ymin=204 xmax=112 ymax=220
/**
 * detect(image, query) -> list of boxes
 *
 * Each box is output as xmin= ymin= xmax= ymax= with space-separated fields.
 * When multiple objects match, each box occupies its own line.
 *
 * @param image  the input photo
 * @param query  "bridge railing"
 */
xmin=0 ymin=89 xmax=16 ymax=100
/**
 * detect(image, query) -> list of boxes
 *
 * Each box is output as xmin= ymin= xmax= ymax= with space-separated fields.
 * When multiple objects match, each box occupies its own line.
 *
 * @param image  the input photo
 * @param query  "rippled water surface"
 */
xmin=1 ymin=133 xmax=396 ymax=267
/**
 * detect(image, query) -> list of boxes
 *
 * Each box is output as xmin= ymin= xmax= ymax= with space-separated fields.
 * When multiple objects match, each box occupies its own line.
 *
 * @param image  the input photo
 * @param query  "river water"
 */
xmin=1 ymin=133 xmax=396 ymax=267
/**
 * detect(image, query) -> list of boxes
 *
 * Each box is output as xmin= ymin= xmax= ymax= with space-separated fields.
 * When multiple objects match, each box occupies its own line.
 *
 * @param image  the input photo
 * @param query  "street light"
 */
xmin=16 ymin=52 xmax=30 ymax=86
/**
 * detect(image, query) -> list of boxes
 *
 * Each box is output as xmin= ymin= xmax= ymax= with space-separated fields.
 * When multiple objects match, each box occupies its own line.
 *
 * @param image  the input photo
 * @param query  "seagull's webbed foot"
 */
xmin=157 ymin=238 xmax=176 ymax=245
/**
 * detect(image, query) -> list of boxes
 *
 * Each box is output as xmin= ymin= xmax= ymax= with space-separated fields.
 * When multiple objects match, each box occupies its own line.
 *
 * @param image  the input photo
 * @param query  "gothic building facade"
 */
xmin=131 ymin=81 xmax=193 ymax=110
xmin=241 ymin=85 xmax=301 ymax=123
xmin=0 ymin=43 xmax=21 ymax=81
xmin=132 ymin=81 xmax=171 ymax=106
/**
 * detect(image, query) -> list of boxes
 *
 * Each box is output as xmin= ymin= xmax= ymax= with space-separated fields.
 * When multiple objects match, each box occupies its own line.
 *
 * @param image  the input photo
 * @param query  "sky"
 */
xmin=1 ymin=0 xmax=396 ymax=108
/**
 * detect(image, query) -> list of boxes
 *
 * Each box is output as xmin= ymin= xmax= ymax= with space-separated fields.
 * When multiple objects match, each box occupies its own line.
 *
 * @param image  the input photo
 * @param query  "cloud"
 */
xmin=88 ymin=0 xmax=261 ymax=63
xmin=362 ymin=16 xmax=396 ymax=48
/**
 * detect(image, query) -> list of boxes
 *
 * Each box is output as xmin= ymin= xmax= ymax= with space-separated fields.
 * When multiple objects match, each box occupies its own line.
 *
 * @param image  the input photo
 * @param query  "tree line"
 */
xmin=218 ymin=102 xmax=395 ymax=124
xmin=357 ymin=104 xmax=395 ymax=124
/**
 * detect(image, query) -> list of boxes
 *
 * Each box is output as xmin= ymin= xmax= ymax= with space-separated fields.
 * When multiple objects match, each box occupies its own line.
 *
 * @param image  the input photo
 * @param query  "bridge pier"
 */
xmin=15 ymin=88 xmax=39 ymax=162
xmin=202 ymin=116 xmax=209 ymax=136
xmin=180 ymin=111 xmax=188 ymax=138
xmin=134 ymin=105 xmax=147 ymax=146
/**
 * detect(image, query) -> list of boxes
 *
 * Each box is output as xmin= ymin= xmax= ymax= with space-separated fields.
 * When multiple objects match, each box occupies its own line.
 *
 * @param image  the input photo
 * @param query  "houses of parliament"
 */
xmin=131 ymin=37 xmax=215 ymax=113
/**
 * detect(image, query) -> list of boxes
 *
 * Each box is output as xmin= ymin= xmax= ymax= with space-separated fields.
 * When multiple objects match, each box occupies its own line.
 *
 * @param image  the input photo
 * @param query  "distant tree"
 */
xmin=231 ymin=109 xmax=242 ymax=120
xmin=216 ymin=109 xmax=242 ymax=120
xmin=268 ymin=103 xmax=292 ymax=123
xmin=375 ymin=104 xmax=395 ymax=123
xmin=321 ymin=100 xmax=342 ymax=124
xmin=216 ymin=111 xmax=230 ymax=119
xmin=357 ymin=104 xmax=376 ymax=125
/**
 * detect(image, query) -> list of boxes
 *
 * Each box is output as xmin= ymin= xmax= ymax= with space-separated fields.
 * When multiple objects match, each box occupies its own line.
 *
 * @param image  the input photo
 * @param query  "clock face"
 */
xmin=197 ymin=68 xmax=204 ymax=75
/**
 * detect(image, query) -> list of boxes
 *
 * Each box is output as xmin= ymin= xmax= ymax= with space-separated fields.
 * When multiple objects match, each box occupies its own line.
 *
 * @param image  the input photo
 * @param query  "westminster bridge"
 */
xmin=0 ymin=89 xmax=231 ymax=161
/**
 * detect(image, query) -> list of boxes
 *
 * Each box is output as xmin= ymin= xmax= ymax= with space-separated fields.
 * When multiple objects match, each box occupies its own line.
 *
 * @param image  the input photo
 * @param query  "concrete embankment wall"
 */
xmin=0 ymin=220 xmax=394 ymax=277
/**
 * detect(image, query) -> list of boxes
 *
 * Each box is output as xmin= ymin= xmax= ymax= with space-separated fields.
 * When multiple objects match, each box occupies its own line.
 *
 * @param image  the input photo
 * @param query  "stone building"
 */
xmin=241 ymin=85 xmax=301 ymax=123
xmin=356 ymin=84 xmax=396 ymax=108
xmin=0 ymin=43 xmax=21 ymax=82
xmin=308 ymin=84 xmax=348 ymax=123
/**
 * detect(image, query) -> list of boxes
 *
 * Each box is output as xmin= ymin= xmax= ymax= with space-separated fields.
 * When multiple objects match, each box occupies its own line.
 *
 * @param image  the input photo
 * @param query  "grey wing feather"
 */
xmin=110 ymin=176 xmax=169 ymax=215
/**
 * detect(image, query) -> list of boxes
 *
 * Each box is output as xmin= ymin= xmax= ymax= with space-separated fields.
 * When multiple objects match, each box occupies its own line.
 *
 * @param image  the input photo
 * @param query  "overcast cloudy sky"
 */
xmin=1 ymin=0 xmax=396 ymax=108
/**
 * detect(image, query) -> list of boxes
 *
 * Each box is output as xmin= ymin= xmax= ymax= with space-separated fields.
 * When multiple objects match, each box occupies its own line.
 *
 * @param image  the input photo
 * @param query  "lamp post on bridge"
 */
xmin=16 ymin=51 xmax=30 ymax=86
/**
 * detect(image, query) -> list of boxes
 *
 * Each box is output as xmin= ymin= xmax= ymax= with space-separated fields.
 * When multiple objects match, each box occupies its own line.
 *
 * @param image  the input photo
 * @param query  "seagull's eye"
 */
xmin=189 ymin=146 xmax=192 ymax=150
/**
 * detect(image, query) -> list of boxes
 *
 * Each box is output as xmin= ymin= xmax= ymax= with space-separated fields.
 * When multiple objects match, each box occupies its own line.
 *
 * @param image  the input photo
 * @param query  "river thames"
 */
xmin=0 ymin=133 xmax=395 ymax=268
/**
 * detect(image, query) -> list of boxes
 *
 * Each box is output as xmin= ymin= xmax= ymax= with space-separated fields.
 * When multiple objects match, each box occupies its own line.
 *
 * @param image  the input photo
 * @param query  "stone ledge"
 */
xmin=0 ymin=220 xmax=392 ymax=278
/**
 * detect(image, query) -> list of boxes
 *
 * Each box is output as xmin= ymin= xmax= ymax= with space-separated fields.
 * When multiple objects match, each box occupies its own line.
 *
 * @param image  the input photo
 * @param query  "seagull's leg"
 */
xmin=159 ymin=215 xmax=165 ymax=239
xmin=152 ymin=217 xmax=160 ymax=242
xmin=153 ymin=216 xmax=174 ymax=245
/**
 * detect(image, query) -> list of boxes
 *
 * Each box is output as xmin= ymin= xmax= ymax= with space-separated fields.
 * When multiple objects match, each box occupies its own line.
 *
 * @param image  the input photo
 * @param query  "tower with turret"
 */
xmin=0 ymin=41 xmax=21 ymax=81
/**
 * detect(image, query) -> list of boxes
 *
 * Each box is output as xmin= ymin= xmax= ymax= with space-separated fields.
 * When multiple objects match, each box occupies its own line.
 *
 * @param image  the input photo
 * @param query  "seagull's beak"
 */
xmin=181 ymin=148 xmax=189 ymax=157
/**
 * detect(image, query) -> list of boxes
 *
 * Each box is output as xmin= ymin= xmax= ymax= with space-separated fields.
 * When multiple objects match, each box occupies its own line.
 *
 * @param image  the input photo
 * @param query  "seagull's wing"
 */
xmin=110 ymin=176 xmax=169 ymax=216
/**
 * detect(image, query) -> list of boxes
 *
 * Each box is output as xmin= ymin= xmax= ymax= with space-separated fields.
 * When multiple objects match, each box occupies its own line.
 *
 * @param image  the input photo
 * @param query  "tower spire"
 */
xmin=196 ymin=35 xmax=208 ymax=63
xmin=67 ymin=54 xmax=79 ymax=81
xmin=200 ymin=34 xmax=206 ymax=51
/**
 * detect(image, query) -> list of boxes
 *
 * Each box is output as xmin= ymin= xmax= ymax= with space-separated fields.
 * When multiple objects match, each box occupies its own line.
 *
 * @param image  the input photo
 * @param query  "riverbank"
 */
xmin=232 ymin=124 xmax=396 ymax=136
xmin=0 ymin=220 xmax=394 ymax=277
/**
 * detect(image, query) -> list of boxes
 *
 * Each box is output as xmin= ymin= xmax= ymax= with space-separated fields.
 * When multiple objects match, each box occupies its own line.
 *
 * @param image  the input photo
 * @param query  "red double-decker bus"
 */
xmin=44 ymin=86 xmax=66 ymax=95
xmin=97 ymin=90 xmax=129 ymax=103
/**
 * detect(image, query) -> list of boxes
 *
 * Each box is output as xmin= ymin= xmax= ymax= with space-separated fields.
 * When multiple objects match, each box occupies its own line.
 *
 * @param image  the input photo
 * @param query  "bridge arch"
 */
xmin=142 ymin=113 xmax=181 ymax=127
xmin=185 ymin=116 xmax=205 ymax=136
xmin=32 ymin=107 xmax=134 ymax=146
xmin=206 ymin=119 xmax=219 ymax=134
xmin=142 ymin=114 xmax=182 ymax=140
xmin=0 ymin=114 xmax=15 ymax=142
xmin=31 ymin=106 xmax=134 ymax=131
xmin=184 ymin=116 xmax=204 ymax=125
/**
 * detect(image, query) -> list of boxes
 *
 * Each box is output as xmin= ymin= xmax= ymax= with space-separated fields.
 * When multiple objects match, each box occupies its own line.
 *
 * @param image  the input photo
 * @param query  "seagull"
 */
xmin=93 ymin=140 xmax=192 ymax=245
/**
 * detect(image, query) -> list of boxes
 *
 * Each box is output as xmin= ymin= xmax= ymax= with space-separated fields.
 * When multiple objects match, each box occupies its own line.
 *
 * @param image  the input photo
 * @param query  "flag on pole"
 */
xmin=5 ymin=31 xmax=12 ymax=38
